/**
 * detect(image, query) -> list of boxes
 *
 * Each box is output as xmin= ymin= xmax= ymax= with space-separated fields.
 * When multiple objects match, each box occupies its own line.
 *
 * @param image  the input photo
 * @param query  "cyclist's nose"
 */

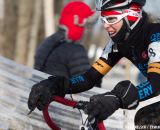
xmin=103 ymin=22 xmax=110 ymax=29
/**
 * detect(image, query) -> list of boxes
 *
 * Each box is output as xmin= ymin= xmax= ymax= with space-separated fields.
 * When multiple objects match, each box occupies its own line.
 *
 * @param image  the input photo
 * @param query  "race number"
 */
xmin=148 ymin=42 xmax=160 ymax=64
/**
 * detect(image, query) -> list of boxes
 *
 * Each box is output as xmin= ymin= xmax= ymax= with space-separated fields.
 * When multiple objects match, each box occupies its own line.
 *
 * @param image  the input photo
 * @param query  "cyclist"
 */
xmin=28 ymin=0 xmax=160 ymax=124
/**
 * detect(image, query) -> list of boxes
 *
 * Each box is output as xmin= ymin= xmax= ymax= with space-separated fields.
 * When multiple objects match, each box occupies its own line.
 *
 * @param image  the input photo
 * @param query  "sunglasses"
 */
xmin=100 ymin=13 xmax=129 ymax=25
xmin=100 ymin=10 xmax=141 ymax=25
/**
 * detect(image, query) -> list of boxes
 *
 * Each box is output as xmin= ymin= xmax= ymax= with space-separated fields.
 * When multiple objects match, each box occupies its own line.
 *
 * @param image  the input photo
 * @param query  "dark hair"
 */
xmin=142 ymin=11 xmax=160 ymax=24
xmin=147 ymin=13 xmax=160 ymax=23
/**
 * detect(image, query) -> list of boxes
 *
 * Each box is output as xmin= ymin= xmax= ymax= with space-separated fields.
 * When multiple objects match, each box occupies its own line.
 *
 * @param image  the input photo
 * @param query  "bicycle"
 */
xmin=43 ymin=96 xmax=106 ymax=130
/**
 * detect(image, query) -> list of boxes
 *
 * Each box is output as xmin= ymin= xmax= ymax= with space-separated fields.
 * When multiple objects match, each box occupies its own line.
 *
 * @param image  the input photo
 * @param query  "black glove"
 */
xmin=85 ymin=92 xmax=120 ymax=122
xmin=85 ymin=80 xmax=139 ymax=122
xmin=28 ymin=76 xmax=69 ymax=111
xmin=111 ymin=80 xmax=139 ymax=109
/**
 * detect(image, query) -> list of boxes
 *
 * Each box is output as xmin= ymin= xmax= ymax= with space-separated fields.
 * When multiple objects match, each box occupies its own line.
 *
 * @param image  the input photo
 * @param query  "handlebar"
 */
xmin=43 ymin=96 xmax=106 ymax=130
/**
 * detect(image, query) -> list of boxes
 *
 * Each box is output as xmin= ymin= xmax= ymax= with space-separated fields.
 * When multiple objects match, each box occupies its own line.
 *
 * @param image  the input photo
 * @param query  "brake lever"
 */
xmin=74 ymin=101 xmax=89 ymax=110
xmin=27 ymin=96 xmax=39 ymax=115
xmin=27 ymin=108 xmax=36 ymax=115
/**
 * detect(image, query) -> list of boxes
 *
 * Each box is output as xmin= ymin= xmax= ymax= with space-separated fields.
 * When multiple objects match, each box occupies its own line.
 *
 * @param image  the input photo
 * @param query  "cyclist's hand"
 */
xmin=85 ymin=92 xmax=120 ymax=122
xmin=28 ymin=76 xmax=68 ymax=111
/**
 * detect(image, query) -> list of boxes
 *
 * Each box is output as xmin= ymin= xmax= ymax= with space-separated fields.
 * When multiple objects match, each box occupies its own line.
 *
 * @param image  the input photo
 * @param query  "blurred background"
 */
xmin=0 ymin=1 xmax=160 ymax=130
xmin=0 ymin=0 xmax=159 ymax=67
xmin=0 ymin=0 xmax=102 ymax=67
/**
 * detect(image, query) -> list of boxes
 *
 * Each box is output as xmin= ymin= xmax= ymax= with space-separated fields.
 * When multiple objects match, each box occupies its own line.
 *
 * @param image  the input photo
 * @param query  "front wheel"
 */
xmin=134 ymin=101 xmax=160 ymax=130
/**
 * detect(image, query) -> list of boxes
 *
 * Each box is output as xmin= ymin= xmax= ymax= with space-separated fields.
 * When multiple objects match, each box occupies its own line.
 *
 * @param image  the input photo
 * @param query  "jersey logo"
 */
xmin=92 ymin=59 xmax=111 ymax=75
xmin=137 ymin=63 xmax=147 ymax=77
xmin=70 ymin=75 xmax=85 ymax=85
xmin=141 ymin=51 xmax=148 ymax=60
xmin=95 ymin=61 xmax=104 ymax=68
xmin=137 ymin=81 xmax=153 ymax=100
xmin=150 ymin=33 xmax=160 ymax=42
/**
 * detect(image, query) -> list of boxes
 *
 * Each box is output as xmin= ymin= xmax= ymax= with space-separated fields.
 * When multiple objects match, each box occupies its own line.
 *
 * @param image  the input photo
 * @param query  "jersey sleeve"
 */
xmin=148 ymin=41 xmax=160 ymax=64
xmin=147 ymin=41 xmax=160 ymax=98
xmin=100 ymin=40 xmax=122 ymax=67
xmin=136 ymin=26 xmax=160 ymax=101
xmin=90 ymin=40 xmax=122 ymax=77
xmin=148 ymin=24 xmax=160 ymax=65
xmin=65 ymin=40 xmax=123 ymax=94
xmin=147 ymin=26 xmax=160 ymax=78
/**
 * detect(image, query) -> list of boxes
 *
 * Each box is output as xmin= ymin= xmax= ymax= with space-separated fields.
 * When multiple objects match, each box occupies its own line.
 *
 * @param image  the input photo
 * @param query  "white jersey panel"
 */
xmin=101 ymin=40 xmax=114 ymax=60
xmin=148 ymin=41 xmax=160 ymax=64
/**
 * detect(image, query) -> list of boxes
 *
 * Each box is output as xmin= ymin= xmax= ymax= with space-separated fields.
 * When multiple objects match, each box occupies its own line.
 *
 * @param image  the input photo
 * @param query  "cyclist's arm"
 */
xmin=65 ymin=57 xmax=111 ymax=93
xmin=136 ymin=41 xmax=160 ymax=101
xmin=65 ymin=41 xmax=122 ymax=94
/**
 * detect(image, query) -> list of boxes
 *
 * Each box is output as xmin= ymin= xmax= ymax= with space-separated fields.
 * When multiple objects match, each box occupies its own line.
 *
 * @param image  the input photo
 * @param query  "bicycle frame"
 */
xmin=43 ymin=96 xmax=106 ymax=130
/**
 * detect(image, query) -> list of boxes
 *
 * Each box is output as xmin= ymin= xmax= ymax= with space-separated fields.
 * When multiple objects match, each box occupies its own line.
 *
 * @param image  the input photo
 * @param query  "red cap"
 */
xmin=59 ymin=1 xmax=94 ymax=41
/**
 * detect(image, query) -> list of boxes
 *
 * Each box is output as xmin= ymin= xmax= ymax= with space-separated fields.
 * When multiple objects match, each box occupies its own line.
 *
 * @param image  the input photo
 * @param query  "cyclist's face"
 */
xmin=102 ymin=20 xmax=123 ymax=37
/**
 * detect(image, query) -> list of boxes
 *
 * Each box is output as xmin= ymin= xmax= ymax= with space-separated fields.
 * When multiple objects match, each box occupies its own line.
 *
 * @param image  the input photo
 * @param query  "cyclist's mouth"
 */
xmin=108 ymin=32 xmax=116 ymax=37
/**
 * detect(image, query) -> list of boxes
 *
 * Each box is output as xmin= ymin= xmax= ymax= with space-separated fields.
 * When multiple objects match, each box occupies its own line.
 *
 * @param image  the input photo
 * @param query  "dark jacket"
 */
xmin=34 ymin=29 xmax=90 ymax=78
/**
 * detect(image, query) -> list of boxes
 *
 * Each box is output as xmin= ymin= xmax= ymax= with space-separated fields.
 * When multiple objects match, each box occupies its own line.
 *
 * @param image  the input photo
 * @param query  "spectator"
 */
xmin=34 ymin=1 xmax=94 ymax=79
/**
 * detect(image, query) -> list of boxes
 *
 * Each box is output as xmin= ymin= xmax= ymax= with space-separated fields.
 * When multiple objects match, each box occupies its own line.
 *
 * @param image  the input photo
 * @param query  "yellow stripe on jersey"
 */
xmin=148 ymin=68 xmax=160 ymax=74
xmin=148 ymin=63 xmax=160 ymax=74
xmin=92 ymin=59 xmax=111 ymax=75
xmin=148 ymin=63 xmax=160 ymax=68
